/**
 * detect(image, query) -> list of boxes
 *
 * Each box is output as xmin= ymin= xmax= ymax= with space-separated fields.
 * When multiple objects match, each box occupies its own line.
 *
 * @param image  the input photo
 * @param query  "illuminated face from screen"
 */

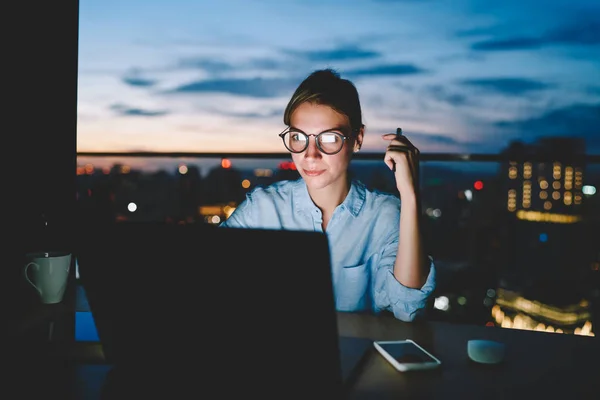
xmin=288 ymin=102 xmax=362 ymax=192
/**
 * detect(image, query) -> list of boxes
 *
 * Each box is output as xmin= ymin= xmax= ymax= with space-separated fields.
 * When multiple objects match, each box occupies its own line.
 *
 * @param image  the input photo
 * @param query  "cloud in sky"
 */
xmin=166 ymin=77 xmax=298 ymax=98
xmin=458 ymin=78 xmax=554 ymax=96
xmin=469 ymin=18 xmax=600 ymax=51
xmin=424 ymin=84 xmax=470 ymax=107
xmin=495 ymin=103 xmax=600 ymax=152
xmin=345 ymin=64 xmax=427 ymax=78
xmin=285 ymin=45 xmax=380 ymax=62
xmin=76 ymin=0 xmax=600 ymax=156
xmin=122 ymin=68 xmax=159 ymax=88
xmin=110 ymin=103 xmax=169 ymax=117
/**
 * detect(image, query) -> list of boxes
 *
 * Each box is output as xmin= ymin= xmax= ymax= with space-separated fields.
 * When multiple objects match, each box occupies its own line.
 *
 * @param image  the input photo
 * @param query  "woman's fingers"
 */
xmin=387 ymin=145 xmax=412 ymax=153
xmin=385 ymin=146 xmax=413 ymax=172
xmin=383 ymin=133 xmax=418 ymax=150
xmin=384 ymin=154 xmax=395 ymax=171
xmin=382 ymin=132 xmax=420 ymax=174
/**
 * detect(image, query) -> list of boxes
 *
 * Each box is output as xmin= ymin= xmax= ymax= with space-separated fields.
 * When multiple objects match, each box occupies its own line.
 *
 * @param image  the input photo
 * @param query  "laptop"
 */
xmin=76 ymin=222 xmax=370 ymax=398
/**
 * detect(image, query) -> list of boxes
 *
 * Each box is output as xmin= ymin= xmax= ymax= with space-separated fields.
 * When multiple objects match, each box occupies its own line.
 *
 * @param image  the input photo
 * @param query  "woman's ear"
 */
xmin=353 ymin=125 xmax=364 ymax=153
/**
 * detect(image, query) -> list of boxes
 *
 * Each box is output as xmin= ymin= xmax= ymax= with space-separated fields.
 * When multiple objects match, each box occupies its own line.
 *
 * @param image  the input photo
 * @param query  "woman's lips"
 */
xmin=303 ymin=169 xmax=325 ymax=177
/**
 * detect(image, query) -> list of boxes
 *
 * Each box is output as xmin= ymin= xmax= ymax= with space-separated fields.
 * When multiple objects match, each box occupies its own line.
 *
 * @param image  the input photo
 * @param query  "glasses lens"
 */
xmin=317 ymin=132 xmax=344 ymax=154
xmin=283 ymin=131 xmax=308 ymax=153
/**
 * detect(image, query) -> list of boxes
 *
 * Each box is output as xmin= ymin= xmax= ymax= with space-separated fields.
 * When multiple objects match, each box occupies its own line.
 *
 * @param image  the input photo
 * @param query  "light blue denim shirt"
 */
xmin=220 ymin=178 xmax=436 ymax=321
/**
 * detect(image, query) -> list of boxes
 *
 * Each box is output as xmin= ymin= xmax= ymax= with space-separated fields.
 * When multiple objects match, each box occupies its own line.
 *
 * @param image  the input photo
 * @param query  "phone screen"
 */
xmin=377 ymin=342 xmax=438 ymax=364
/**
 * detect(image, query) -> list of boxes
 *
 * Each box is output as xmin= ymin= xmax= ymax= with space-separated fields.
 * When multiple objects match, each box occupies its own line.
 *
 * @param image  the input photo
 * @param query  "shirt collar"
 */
xmin=293 ymin=178 xmax=365 ymax=217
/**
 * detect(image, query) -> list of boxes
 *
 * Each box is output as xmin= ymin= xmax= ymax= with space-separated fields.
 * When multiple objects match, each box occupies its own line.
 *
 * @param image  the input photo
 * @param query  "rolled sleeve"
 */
xmin=374 ymin=258 xmax=436 ymax=322
xmin=219 ymin=195 xmax=253 ymax=228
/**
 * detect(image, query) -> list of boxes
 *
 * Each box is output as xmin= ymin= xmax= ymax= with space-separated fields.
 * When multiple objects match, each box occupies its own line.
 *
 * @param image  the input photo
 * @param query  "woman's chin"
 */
xmin=302 ymin=175 xmax=333 ymax=191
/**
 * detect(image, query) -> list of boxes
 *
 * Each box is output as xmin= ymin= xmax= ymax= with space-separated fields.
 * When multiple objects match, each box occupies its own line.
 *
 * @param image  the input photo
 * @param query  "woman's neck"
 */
xmin=307 ymin=177 xmax=351 ymax=215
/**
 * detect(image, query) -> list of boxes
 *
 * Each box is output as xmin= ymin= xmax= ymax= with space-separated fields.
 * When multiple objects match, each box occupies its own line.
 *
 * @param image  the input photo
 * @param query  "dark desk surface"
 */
xmin=337 ymin=312 xmax=600 ymax=399
xmin=5 ymin=310 xmax=600 ymax=399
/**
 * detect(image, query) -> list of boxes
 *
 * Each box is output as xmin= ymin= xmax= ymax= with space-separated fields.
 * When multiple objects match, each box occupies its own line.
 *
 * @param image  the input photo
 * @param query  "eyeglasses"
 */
xmin=278 ymin=127 xmax=353 ymax=155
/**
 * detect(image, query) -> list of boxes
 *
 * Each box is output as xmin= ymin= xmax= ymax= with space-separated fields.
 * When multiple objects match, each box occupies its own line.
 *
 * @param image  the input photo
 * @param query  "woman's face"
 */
xmin=289 ymin=102 xmax=362 ymax=191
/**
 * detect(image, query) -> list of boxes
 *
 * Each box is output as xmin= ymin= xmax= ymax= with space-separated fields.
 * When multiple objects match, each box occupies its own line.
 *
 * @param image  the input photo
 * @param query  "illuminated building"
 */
xmin=495 ymin=137 xmax=594 ymax=336
xmin=504 ymin=137 xmax=585 ymax=218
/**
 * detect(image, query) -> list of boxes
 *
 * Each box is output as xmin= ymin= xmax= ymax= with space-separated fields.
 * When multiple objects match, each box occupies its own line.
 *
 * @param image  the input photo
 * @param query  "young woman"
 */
xmin=220 ymin=68 xmax=435 ymax=321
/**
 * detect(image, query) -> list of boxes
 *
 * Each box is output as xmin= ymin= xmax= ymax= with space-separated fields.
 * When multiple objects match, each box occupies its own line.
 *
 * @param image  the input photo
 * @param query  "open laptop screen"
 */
xmin=76 ymin=222 xmax=343 ymax=397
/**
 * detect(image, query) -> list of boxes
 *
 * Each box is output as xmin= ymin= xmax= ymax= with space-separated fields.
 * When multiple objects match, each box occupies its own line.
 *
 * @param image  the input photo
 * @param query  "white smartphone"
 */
xmin=373 ymin=339 xmax=442 ymax=371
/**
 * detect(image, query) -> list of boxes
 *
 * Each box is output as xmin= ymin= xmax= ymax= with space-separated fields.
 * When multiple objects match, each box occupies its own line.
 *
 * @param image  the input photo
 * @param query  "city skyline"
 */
xmin=77 ymin=0 xmax=600 ymax=174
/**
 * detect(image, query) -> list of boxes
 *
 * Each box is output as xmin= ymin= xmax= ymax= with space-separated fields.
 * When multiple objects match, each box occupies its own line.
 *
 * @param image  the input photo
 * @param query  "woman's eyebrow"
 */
xmin=321 ymin=125 xmax=347 ymax=133
xmin=288 ymin=126 xmax=305 ymax=133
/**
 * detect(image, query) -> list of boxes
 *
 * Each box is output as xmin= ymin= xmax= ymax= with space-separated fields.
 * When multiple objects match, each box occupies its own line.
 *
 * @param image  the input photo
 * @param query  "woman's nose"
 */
xmin=304 ymin=137 xmax=321 ymax=159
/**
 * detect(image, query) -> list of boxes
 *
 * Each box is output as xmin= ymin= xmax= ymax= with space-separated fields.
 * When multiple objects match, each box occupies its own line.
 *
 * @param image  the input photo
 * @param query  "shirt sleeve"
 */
xmin=372 ymin=237 xmax=437 ymax=322
xmin=219 ymin=195 xmax=254 ymax=228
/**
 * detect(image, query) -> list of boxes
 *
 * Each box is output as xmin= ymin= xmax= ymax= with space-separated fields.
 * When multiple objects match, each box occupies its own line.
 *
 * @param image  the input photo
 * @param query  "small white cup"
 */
xmin=24 ymin=251 xmax=72 ymax=304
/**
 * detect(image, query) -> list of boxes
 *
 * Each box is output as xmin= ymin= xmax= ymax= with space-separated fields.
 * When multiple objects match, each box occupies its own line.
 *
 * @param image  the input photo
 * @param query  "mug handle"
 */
xmin=24 ymin=262 xmax=43 ymax=296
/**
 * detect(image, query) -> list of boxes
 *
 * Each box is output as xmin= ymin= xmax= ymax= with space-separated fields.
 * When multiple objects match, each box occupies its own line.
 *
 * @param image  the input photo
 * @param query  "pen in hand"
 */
xmin=392 ymin=128 xmax=402 ymax=172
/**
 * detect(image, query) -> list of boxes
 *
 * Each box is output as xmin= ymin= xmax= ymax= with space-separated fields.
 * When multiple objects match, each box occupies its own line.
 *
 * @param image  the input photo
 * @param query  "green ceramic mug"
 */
xmin=24 ymin=251 xmax=72 ymax=304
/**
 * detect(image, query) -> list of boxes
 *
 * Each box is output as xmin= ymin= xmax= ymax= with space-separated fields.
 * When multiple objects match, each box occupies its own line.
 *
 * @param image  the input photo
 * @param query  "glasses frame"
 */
xmin=278 ymin=127 xmax=356 ymax=155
